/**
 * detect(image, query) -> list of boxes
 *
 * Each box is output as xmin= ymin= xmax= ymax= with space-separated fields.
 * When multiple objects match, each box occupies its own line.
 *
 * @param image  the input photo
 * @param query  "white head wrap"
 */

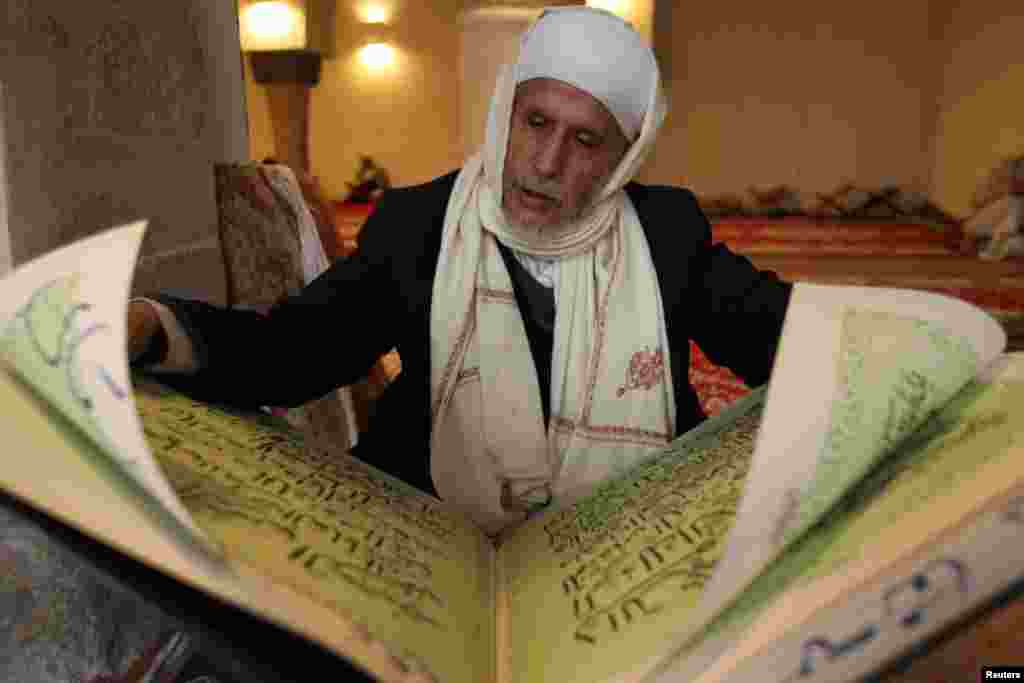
xmin=479 ymin=6 xmax=666 ymax=257
xmin=515 ymin=7 xmax=657 ymax=141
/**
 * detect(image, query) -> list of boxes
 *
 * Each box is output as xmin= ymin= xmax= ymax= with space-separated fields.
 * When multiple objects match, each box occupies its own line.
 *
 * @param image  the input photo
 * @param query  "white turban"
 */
xmin=515 ymin=7 xmax=658 ymax=140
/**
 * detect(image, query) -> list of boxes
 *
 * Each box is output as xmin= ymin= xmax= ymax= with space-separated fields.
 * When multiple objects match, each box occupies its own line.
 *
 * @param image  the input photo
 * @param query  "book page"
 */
xmin=133 ymin=378 xmax=495 ymax=683
xmin=0 ymin=222 xmax=212 ymax=553
xmin=691 ymin=284 xmax=1005 ymax=631
xmin=656 ymin=353 xmax=1024 ymax=683
xmin=496 ymin=389 xmax=767 ymax=683
xmin=0 ymin=361 xmax=487 ymax=683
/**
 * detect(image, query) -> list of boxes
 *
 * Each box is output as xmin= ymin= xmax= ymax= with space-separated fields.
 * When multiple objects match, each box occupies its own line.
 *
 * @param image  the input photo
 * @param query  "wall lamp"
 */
xmin=354 ymin=3 xmax=397 ymax=72
xmin=239 ymin=0 xmax=335 ymax=85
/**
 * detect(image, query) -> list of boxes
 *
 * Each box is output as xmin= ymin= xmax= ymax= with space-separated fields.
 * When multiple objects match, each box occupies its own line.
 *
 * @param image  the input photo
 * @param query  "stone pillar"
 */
xmin=0 ymin=1 xmax=249 ymax=304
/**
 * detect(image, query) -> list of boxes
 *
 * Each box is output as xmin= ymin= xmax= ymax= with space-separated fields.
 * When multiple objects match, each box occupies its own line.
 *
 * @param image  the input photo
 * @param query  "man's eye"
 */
xmin=576 ymin=133 xmax=599 ymax=148
xmin=527 ymin=115 xmax=546 ymax=127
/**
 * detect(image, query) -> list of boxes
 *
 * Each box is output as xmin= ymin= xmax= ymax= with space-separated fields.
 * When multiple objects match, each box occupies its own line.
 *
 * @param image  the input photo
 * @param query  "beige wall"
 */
xmin=308 ymin=0 xmax=462 ymax=197
xmin=1 ymin=1 xmax=248 ymax=303
xmin=458 ymin=7 xmax=541 ymax=157
xmin=929 ymin=0 xmax=1024 ymax=216
xmin=639 ymin=0 xmax=937 ymax=198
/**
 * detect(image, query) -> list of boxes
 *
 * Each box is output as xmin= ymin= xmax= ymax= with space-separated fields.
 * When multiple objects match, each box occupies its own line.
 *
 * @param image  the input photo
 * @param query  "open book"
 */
xmin=1 ymin=222 xmax=1022 ymax=683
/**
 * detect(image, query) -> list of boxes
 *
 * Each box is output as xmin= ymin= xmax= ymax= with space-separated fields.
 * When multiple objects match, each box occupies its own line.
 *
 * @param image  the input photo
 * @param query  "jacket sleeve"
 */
xmin=144 ymin=193 xmax=406 ymax=409
xmin=685 ymin=194 xmax=793 ymax=388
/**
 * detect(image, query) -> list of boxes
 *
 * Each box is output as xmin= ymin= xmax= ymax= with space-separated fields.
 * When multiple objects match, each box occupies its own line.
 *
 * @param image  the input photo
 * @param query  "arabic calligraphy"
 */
xmin=788 ymin=396 xmax=1017 ymax=584
xmin=882 ymin=558 xmax=969 ymax=628
xmin=538 ymin=401 xmax=763 ymax=645
xmin=781 ymin=308 xmax=979 ymax=546
xmin=783 ymin=555 xmax=973 ymax=681
xmin=134 ymin=379 xmax=463 ymax=632
xmin=794 ymin=625 xmax=880 ymax=678
xmin=672 ymin=377 xmax=1024 ymax=683
xmin=2 ymin=276 xmax=127 ymax=415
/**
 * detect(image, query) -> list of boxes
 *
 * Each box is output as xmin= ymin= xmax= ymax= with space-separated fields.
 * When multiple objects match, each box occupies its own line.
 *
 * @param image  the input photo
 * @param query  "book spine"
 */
xmin=721 ymin=492 xmax=1024 ymax=683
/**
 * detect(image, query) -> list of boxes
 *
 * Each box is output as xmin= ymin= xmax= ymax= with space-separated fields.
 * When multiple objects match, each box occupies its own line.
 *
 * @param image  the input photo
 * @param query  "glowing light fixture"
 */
xmin=238 ymin=0 xmax=335 ymax=85
xmin=359 ymin=42 xmax=396 ymax=69
xmin=359 ymin=3 xmax=391 ymax=24
xmin=239 ymin=1 xmax=307 ymax=52
xmin=354 ymin=2 xmax=397 ymax=74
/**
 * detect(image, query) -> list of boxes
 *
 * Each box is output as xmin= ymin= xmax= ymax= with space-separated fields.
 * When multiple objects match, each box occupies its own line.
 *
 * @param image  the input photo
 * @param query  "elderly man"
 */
xmin=129 ymin=7 xmax=792 ymax=535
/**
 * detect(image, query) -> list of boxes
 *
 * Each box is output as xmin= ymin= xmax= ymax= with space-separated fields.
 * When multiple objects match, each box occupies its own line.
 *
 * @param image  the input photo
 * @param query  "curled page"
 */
xmin=0 ymin=221 xmax=219 ymax=559
xmin=653 ymin=353 xmax=1024 ymax=683
xmin=667 ymin=282 xmax=1006 ymax=658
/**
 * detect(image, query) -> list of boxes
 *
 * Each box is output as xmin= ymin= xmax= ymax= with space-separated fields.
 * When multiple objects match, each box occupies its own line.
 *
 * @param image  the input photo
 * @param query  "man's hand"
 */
xmin=126 ymin=299 xmax=162 ymax=363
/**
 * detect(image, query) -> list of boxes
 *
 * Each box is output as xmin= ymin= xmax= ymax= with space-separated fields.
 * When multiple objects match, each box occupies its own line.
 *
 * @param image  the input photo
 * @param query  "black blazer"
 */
xmin=154 ymin=171 xmax=792 ymax=494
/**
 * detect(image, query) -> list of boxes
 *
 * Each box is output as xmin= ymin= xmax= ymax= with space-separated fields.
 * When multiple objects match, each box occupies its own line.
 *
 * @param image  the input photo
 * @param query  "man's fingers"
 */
xmin=126 ymin=300 xmax=161 ymax=360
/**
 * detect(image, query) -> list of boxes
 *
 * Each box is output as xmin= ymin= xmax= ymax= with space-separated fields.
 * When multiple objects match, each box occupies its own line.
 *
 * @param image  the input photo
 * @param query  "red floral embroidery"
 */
xmin=616 ymin=346 xmax=665 ymax=397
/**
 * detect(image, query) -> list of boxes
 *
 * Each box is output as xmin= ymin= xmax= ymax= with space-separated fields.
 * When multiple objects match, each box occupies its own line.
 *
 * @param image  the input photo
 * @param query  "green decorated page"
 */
xmin=686 ymin=284 xmax=1006 ymax=646
xmin=660 ymin=355 xmax=1024 ymax=683
xmin=0 ymin=222 xmax=213 ymax=554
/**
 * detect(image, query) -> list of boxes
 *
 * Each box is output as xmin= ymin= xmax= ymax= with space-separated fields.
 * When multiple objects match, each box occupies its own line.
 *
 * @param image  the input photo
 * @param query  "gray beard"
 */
xmin=503 ymin=214 xmax=565 ymax=238
xmin=501 ymin=199 xmax=584 ymax=238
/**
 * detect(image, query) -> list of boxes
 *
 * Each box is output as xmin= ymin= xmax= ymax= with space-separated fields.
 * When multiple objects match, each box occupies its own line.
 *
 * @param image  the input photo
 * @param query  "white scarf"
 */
xmin=430 ymin=9 xmax=675 ymax=535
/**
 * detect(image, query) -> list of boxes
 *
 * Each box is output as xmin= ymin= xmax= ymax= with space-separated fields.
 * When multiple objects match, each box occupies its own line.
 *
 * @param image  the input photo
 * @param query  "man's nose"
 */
xmin=533 ymin=133 xmax=567 ymax=179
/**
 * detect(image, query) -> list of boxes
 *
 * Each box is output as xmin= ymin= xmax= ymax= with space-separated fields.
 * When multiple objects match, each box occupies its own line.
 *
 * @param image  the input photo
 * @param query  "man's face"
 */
xmin=502 ymin=78 xmax=631 ymax=231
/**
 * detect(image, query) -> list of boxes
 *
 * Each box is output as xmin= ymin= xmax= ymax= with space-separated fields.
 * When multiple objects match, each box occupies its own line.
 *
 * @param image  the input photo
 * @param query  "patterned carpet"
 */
xmin=710 ymin=217 xmax=958 ymax=256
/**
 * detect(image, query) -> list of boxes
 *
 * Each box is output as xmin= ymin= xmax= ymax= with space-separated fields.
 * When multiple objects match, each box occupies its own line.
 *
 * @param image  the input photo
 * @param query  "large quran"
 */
xmin=1 ymin=223 xmax=1023 ymax=683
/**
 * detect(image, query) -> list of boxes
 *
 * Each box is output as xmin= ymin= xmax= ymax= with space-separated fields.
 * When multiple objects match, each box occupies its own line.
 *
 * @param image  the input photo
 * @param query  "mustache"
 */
xmin=515 ymin=177 xmax=562 ymax=205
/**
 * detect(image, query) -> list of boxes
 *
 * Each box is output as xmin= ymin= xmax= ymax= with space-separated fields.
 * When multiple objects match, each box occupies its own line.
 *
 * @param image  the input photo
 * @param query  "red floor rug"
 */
xmin=711 ymin=217 xmax=958 ymax=256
